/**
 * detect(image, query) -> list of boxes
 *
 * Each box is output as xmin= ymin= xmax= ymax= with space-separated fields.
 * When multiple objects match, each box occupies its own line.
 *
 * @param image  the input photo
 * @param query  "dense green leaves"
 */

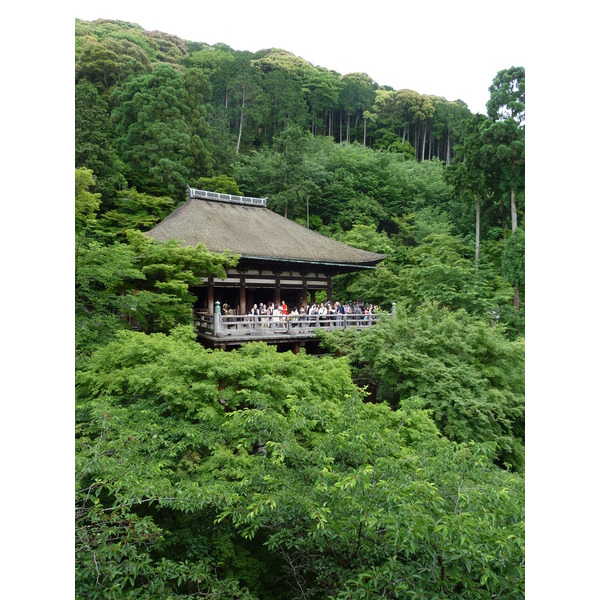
xmin=93 ymin=188 xmax=176 ymax=242
xmin=319 ymin=303 xmax=524 ymax=471
xmin=74 ymin=20 xmax=525 ymax=599
xmin=111 ymin=65 xmax=212 ymax=198
xmin=75 ymin=81 xmax=126 ymax=205
xmin=502 ymin=227 xmax=525 ymax=291
xmin=76 ymin=332 xmax=524 ymax=598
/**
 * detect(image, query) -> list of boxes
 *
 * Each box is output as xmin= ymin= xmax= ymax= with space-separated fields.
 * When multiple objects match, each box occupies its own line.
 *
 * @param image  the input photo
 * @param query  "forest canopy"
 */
xmin=75 ymin=18 xmax=525 ymax=599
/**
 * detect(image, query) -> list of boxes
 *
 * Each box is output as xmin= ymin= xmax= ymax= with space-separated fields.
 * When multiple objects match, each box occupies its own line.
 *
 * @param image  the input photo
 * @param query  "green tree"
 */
xmin=230 ymin=62 xmax=268 ymax=153
xmin=372 ymin=131 xmax=415 ymax=159
xmin=487 ymin=66 xmax=525 ymax=126
xmin=502 ymin=227 xmax=525 ymax=311
xmin=256 ymin=60 xmax=309 ymax=142
xmin=75 ymin=167 xmax=102 ymax=234
xmin=75 ymin=81 xmax=126 ymax=205
xmin=76 ymin=219 xmax=237 ymax=359
xmin=193 ymin=174 xmax=242 ymax=195
xmin=93 ymin=188 xmax=176 ymax=242
xmin=338 ymin=73 xmax=377 ymax=143
xmin=484 ymin=66 xmax=525 ymax=235
xmin=75 ymin=32 xmax=151 ymax=92
xmin=77 ymin=332 xmax=524 ymax=599
xmin=446 ymin=114 xmax=493 ymax=272
xmin=303 ymin=67 xmax=341 ymax=137
xmin=319 ymin=302 xmax=525 ymax=471
xmin=183 ymin=67 xmax=214 ymax=181
xmin=111 ymin=65 xmax=212 ymax=198
xmin=399 ymin=230 xmax=512 ymax=317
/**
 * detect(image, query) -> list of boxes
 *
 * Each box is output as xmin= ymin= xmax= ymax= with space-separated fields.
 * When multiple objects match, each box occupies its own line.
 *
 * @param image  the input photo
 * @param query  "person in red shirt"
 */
xmin=281 ymin=300 xmax=288 ymax=315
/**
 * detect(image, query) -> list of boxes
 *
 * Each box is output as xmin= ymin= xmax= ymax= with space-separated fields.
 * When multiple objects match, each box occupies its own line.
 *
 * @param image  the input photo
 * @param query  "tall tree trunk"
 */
xmin=446 ymin=132 xmax=451 ymax=165
xmin=414 ymin=125 xmax=419 ymax=160
xmin=346 ymin=114 xmax=350 ymax=142
xmin=511 ymin=156 xmax=518 ymax=232
xmin=510 ymin=188 xmax=517 ymax=233
xmin=363 ymin=117 xmax=367 ymax=145
xmin=475 ymin=195 xmax=480 ymax=274
xmin=236 ymin=112 xmax=243 ymax=154
xmin=236 ymin=88 xmax=246 ymax=154
xmin=402 ymin=125 xmax=406 ymax=144
xmin=421 ymin=121 xmax=427 ymax=162
xmin=510 ymin=170 xmax=519 ymax=309
xmin=428 ymin=130 xmax=432 ymax=160
xmin=339 ymin=111 xmax=343 ymax=143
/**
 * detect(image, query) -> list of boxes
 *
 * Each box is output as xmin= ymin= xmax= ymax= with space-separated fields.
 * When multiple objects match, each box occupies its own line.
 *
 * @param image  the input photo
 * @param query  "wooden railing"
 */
xmin=194 ymin=312 xmax=379 ymax=340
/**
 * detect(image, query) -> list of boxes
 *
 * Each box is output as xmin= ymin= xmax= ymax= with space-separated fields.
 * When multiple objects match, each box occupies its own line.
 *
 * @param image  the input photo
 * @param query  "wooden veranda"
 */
xmin=195 ymin=311 xmax=379 ymax=349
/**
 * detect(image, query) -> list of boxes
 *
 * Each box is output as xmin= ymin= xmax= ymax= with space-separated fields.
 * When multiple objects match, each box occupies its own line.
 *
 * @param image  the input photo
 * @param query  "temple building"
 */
xmin=146 ymin=188 xmax=386 ymax=349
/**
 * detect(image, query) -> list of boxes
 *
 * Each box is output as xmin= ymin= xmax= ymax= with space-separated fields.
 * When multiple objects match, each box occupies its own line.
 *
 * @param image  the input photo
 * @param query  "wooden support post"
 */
xmin=301 ymin=273 xmax=308 ymax=308
xmin=275 ymin=272 xmax=281 ymax=306
xmin=327 ymin=274 xmax=332 ymax=303
xmin=239 ymin=274 xmax=246 ymax=315
xmin=207 ymin=277 xmax=214 ymax=315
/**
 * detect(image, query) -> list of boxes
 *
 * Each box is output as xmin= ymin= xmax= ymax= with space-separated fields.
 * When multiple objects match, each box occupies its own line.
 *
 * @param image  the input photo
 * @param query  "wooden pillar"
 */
xmin=275 ymin=272 xmax=281 ymax=306
xmin=301 ymin=273 xmax=308 ymax=308
xmin=207 ymin=277 xmax=214 ymax=315
xmin=239 ymin=274 xmax=246 ymax=315
xmin=326 ymin=274 xmax=332 ymax=303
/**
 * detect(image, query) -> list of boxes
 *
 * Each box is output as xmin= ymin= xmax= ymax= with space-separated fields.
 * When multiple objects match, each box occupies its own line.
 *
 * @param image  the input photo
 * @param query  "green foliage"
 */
xmin=502 ymin=228 xmax=525 ymax=291
xmin=399 ymin=232 xmax=513 ymax=316
xmin=235 ymin=136 xmax=453 ymax=230
xmin=76 ymin=333 xmax=524 ymax=598
xmin=74 ymin=30 xmax=526 ymax=597
xmin=111 ymin=65 xmax=212 ymax=198
xmin=94 ymin=189 xmax=176 ymax=242
xmin=75 ymin=229 xmax=238 ymax=362
xmin=193 ymin=174 xmax=242 ymax=195
xmin=75 ymin=168 xmax=102 ymax=233
xmin=319 ymin=303 xmax=525 ymax=471
xmin=122 ymin=231 xmax=238 ymax=334
xmin=372 ymin=132 xmax=416 ymax=159
xmin=487 ymin=66 xmax=525 ymax=125
xmin=75 ymin=81 xmax=126 ymax=204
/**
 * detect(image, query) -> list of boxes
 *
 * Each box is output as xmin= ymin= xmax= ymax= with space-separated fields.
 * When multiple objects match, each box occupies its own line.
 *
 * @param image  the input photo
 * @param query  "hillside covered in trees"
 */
xmin=75 ymin=18 xmax=525 ymax=599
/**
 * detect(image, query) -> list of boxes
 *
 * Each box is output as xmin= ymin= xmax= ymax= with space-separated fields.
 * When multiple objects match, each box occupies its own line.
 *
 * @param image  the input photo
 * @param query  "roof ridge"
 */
xmin=188 ymin=187 xmax=267 ymax=207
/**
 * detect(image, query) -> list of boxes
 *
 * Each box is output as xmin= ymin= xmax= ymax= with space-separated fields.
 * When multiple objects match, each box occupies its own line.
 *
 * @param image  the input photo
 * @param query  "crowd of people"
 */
xmin=220 ymin=300 xmax=379 ymax=329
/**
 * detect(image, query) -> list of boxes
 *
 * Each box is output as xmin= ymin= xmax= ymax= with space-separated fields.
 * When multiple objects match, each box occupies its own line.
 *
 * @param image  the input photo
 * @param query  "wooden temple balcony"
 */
xmin=195 ymin=311 xmax=379 ymax=347
xmin=148 ymin=188 xmax=388 ymax=350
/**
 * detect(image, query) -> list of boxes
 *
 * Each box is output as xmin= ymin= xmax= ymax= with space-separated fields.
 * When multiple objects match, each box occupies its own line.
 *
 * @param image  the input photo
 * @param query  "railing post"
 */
xmin=214 ymin=301 xmax=221 ymax=335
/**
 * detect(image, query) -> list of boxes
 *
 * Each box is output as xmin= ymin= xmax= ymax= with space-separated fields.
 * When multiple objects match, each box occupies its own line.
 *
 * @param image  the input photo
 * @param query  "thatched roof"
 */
xmin=146 ymin=192 xmax=386 ymax=269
